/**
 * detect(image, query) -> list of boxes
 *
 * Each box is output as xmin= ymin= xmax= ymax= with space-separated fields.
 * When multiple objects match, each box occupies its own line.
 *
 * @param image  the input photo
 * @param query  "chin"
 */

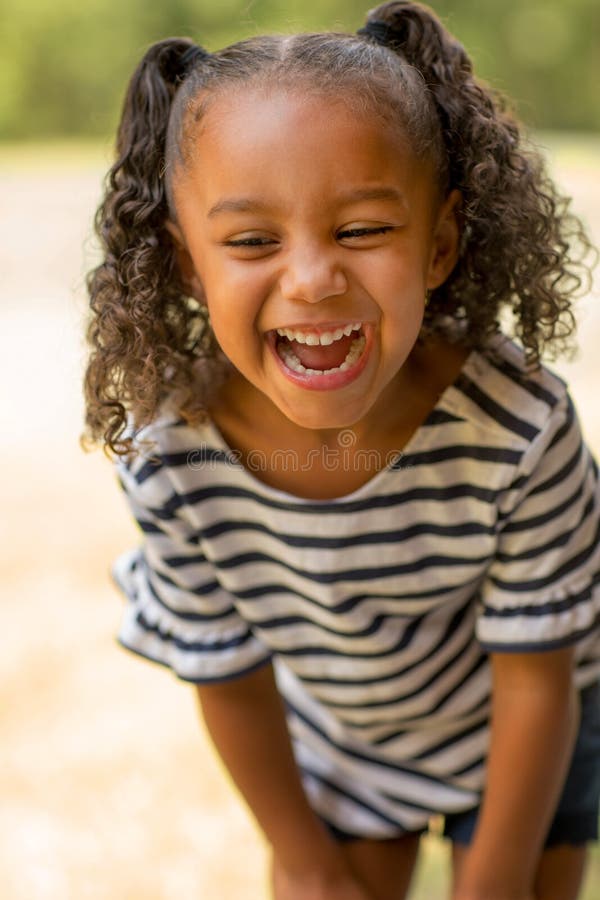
xmin=279 ymin=402 xmax=367 ymax=432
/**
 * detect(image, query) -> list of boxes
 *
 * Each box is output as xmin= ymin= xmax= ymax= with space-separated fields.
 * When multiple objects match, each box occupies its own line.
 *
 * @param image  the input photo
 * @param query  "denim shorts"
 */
xmin=318 ymin=679 xmax=600 ymax=847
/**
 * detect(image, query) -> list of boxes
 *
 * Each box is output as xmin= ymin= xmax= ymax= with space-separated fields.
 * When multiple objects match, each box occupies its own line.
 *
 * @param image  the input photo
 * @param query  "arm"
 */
xmin=453 ymin=646 xmax=579 ymax=900
xmin=195 ymin=661 xmax=370 ymax=896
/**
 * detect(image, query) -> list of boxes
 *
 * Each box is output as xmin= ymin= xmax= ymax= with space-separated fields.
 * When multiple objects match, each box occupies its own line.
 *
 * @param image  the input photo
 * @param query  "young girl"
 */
xmin=83 ymin=2 xmax=600 ymax=897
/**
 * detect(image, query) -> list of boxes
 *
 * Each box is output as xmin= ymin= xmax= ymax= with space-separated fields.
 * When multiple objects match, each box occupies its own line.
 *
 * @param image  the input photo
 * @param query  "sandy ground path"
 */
xmin=1 ymin=141 xmax=599 ymax=899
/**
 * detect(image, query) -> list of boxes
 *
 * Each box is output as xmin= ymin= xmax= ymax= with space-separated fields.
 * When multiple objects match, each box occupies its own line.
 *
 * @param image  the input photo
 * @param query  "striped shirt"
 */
xmin=111 ymin=337 xmax=600 ymax=838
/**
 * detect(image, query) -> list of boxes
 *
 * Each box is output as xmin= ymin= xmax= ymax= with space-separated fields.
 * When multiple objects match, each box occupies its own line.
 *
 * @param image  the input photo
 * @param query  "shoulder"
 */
xmin=447 ymin=335 xmax=572 ymax=452
xmin=114 ymin=399 xmax=222 ymax=508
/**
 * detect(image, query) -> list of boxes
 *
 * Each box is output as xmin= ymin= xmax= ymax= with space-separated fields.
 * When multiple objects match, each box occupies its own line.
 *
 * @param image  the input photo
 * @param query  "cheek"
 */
xmin=376 ymin=267 xmax=427 ymax=323
xmin=377 ymin=278 xmax=426 ymax=358
xmin=364 ymin=237 xmax=431 ymax=292
xmin=194 ymin=258 xmax=251 ymax=323
xmin=202 ymin=279 xmax=265 ymax=365
xmin=202 ymin=252 xmax=263 ymax=302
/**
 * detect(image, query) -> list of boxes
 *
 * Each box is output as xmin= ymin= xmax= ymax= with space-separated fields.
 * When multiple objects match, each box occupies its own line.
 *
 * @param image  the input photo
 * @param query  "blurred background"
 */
xmin=1 ymin=1 xmax=599 ymax=897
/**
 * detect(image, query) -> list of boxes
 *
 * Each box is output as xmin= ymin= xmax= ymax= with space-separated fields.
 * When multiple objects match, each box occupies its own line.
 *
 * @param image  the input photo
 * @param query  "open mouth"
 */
xmin=267 ymin=321 xmax=371 ymax=391
xmin=274 ymin=322 xmax=367 ymax=375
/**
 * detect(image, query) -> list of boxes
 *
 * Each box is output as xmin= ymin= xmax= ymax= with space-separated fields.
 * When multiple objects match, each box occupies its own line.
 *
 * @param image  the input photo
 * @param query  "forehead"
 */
xmin=175 ymin=87 xmax=436 ymax=206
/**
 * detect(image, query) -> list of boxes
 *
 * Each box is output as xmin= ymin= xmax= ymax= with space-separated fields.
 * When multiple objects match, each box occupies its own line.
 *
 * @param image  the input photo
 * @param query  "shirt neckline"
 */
xmin=203 ymin=348 xmax=480 ymax=506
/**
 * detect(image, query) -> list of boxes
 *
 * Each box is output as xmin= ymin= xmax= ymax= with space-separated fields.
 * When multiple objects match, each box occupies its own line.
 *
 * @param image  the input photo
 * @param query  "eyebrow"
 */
xmin=207 ymin=186 xmax=406 ymax=219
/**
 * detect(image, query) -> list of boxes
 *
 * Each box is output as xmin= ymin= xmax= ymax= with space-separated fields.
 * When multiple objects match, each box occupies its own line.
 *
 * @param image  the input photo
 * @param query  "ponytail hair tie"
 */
xmin=357 ymin=21 xmax=402 ymax=49
xmin=179 ymin=44 xmax=209 ymax=78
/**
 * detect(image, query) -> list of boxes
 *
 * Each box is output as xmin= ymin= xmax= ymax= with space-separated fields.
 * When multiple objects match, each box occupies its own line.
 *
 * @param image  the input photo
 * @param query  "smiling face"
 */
xmin=169 ymin=87 xmax=460 ymax=432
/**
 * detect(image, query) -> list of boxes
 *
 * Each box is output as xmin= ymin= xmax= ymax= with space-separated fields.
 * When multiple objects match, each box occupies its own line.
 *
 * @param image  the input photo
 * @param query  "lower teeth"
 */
xmin=278 ymin=334 xmax=366 ymax=375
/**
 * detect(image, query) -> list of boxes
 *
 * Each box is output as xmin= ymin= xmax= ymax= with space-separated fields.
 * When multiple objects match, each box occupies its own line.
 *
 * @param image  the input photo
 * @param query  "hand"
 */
xmin=269 ymin=851 xmax=373 ymax=900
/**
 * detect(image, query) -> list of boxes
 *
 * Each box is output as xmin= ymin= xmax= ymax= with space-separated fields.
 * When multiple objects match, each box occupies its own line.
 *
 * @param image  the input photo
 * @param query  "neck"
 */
xmin=213 ymin=342 xmax=427 ymax=453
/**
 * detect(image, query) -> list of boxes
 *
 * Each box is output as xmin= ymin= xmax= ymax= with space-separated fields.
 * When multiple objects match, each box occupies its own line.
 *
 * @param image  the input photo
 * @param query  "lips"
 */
xmin=266 ymin=322 xmax=372 ymax=390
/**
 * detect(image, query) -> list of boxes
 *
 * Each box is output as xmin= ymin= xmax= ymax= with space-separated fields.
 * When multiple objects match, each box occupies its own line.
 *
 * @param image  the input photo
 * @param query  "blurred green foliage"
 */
xmin=1 ymin=0 xmax=598 ymax=139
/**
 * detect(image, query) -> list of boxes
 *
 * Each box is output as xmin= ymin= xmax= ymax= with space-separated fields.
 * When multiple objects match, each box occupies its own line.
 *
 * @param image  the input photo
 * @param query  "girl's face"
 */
xmin=169 ymin=88 xmax=460 ymax=431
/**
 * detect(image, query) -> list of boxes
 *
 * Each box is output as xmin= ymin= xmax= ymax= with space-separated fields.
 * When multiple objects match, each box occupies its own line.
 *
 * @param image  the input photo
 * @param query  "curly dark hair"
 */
xmin=82 ymin=0 xmax=594 ymax=459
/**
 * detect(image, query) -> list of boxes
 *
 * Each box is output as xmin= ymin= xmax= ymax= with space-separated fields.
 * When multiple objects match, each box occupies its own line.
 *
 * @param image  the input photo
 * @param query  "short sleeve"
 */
xmin=477 ymin=393 xmax=600 ymax=652
xmin=111 ymin=450 xmax=274 ymax=683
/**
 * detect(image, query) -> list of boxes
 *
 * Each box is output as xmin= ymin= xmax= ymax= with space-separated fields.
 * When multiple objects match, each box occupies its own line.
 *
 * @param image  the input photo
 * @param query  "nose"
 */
xmin=279 ymin=239 xmax=348 ymax=304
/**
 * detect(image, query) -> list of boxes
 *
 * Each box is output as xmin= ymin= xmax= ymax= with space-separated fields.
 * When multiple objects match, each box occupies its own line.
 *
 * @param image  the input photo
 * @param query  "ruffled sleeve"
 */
xmin=477 ymin=393 xmax=600 ymax=652
xmin=111 ymin=440 xmax=274 ymax=683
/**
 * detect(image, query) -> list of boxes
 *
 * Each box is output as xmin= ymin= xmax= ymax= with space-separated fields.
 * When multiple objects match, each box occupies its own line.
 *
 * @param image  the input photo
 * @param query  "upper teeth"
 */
xmin=276 ymin=322 xmax=362 ymax=345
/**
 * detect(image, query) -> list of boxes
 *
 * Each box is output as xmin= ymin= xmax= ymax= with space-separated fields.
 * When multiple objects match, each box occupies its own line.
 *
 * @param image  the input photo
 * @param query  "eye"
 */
xmin=223 ymin=236 xmax=276 ymax=247
xmin=337 ymin=225 xmax=395 ymax=241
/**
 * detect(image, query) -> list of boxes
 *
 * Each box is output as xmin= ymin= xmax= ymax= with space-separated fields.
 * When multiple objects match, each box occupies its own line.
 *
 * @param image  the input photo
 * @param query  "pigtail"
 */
xmin=361 ymin=1 xmax=592 ymax=363
xmin=83 ymin=38 xmax=214 ymax=458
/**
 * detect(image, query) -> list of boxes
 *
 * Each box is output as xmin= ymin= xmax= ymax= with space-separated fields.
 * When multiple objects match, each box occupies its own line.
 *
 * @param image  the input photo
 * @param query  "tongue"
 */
xmin=284 ymin=334 xmax=355 ymax=370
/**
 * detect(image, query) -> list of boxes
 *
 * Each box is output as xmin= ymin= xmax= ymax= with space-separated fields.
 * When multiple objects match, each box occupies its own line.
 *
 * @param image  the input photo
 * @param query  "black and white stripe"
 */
xmin=112 ymin=338 xmax=600 ymax=837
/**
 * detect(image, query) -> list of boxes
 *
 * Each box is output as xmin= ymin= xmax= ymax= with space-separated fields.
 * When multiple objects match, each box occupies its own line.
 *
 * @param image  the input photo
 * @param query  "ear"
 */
xmin=164 ymin=220 xmax=206 ymax=303
xmin=426 ymin=189 xmax=462 ymax=290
